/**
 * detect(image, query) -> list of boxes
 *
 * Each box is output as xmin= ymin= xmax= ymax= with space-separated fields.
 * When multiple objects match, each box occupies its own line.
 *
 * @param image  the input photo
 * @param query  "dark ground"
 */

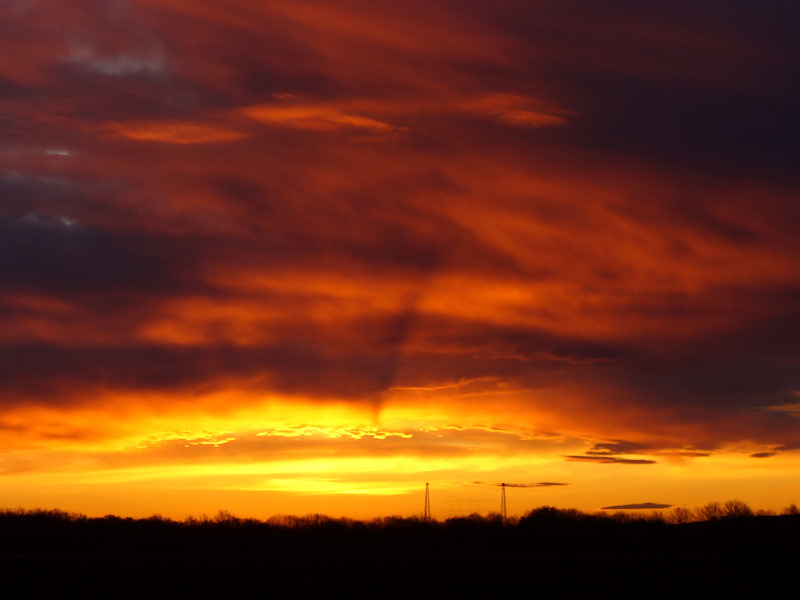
xmin=2 ymin=510 xmax=798 ymax=598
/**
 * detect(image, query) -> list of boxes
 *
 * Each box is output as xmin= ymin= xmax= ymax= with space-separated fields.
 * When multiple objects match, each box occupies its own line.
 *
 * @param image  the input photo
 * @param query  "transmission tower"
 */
xmin=472 ymin=480 xmax=569 ymax=520
xmin=424 ymin=482 xmax=431 ymax=521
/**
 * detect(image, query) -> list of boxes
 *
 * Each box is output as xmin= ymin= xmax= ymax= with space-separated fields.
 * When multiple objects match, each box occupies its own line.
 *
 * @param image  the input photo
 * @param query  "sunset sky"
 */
xmin=2 ymin=0 xmax=799 ymax=520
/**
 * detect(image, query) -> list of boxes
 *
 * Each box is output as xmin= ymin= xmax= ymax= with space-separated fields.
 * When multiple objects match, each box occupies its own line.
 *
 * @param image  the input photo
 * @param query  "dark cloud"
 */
xmin=586 ymin=441 xmax=652 ymax=456
xmin=570 ymin=76 xmax=800 ymax=177
xmin=565 ymin=456 xmax=657 ymax=465
xmin=601 ymin=503 xmax=673 ymax=510
xmin=472 ymin=0 xmax=800 ymax=178
xmin=472 ymin=481 xmax=569 ymax=488
xmin=0 ymin=340 xmax=414 ymax=407
xmin=0 ymin=212 xmax=199 ymax=296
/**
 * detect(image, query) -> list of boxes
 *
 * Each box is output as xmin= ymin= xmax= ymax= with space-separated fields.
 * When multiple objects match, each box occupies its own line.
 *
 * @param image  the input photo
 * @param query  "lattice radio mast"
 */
xmin=424 ymin=482 xmax=431 ymax=521
xmin=472 ymin=480 xmax=569 ymax=520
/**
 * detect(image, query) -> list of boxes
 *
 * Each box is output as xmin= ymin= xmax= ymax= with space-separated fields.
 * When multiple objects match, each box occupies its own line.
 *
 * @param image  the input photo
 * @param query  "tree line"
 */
xmin=1 ymin=499 xmax=798 ymax=555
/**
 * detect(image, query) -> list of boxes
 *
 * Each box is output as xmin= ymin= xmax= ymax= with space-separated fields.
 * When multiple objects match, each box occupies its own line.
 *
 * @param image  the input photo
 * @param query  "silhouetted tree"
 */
xmin=668 ymin=506 xmax=695 ymax=524
xmin=213 ymin=510 xmax=239 ymax=524
xmin=698 ymin=501 xmax=723 ymax=520
xmin=722 ymin=500 xmax=753 ymax=519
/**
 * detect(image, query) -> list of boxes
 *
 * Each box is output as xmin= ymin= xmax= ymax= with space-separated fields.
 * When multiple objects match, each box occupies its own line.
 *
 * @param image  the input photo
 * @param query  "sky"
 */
xmin=1 ymin=0 xmax=799 ymax=520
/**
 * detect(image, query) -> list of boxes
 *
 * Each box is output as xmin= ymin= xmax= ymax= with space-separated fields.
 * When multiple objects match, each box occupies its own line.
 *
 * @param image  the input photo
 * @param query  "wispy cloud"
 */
xmin=241 ymin=103 xmax=402 ymax=133
xmin=103 ymin=120 xmax=250 ymax=144
xmin=472 ymin=481 xmax=570 ymax=488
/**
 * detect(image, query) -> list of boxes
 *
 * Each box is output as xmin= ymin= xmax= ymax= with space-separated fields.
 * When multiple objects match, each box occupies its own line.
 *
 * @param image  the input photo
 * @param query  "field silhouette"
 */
xmin=1 ymin=503 xmax=798 ymax=598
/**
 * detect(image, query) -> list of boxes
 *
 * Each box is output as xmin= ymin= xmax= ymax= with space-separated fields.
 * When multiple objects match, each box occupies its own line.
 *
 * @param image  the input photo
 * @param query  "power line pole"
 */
xmin=424 ymin=482 xmax=431 ymax=521
xmin=500 ymin=483 xmax=507 ymax=520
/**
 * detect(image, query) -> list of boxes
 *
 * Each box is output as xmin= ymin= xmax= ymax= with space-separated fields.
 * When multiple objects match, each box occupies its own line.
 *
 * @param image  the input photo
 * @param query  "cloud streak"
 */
xmin=473 ymin=482 xmax=570 ymax=488
xmin=565 ymin=457 xmax=658 ymax=466
xmin=601 ymin=503 xmax=673 ymax=511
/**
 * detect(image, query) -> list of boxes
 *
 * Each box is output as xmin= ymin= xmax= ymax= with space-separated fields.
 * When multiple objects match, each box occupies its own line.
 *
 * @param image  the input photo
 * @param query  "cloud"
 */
xmin=103 ymin=120 xmax=250 ymax=144
xmin=565 ymin=456 xmax=657 ymax=465
xmin=238 ymin=92 xmax=566 ymax=135
xmin=62 ymin=46 xmax=165 ymax=77
xmin=0 ymin=211 xmax=200 ymax=297
xmin=0 ymin=342 xmax=417 ymax=407
xmin=472 ymin=481 xmax=570 ymax=488
xmin=586 ymin=441 xmax=653 ymax=456
xmin=241 ymin=103 xmax=401 ymax=133
xmin=495 ymin=110 xmax=566 ymax=128
xmin=601 ymin=503 xmax=673 ymax=511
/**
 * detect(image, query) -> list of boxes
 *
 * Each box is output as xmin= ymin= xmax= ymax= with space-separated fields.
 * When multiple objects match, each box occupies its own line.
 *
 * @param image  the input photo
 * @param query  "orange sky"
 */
xmin=1 ymin=0 xmax=800 ymax=519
